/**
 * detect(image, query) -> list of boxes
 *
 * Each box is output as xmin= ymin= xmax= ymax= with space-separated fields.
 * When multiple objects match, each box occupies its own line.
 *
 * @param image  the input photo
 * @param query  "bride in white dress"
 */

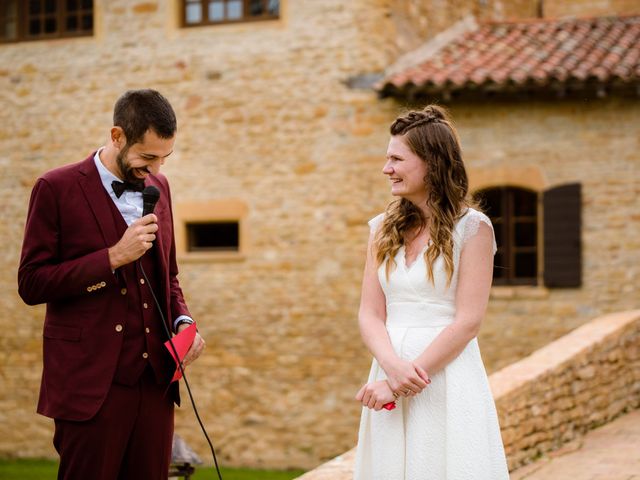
xmin=353 ymin=106 xmax=509 ymax=480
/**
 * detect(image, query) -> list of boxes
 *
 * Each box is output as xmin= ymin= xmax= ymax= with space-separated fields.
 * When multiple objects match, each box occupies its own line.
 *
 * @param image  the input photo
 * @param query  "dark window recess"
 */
xmin=183 ymin=0 xmax=279 ymax=27
xmin=475 ymin=183 xmax=582 ymax=288
xmin=187 ymin=222 xmax=239 ymax=252
xmin=474 ymin=187 xmax=539 ymax=286
xmin=1 ymin=0 xmax=93 ymax=43
xmin=543 ymin=183 xmax=582 ymax=288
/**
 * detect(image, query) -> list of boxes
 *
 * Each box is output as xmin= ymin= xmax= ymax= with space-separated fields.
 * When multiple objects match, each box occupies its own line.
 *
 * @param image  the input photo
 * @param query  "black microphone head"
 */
xmin=142 ymin=185 xmax=161 ymax=216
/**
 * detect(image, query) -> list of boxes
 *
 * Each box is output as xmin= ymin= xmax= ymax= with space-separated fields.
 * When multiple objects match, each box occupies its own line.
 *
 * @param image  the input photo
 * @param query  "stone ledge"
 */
xmin=490 ymin=310 xmax=640 ymax=398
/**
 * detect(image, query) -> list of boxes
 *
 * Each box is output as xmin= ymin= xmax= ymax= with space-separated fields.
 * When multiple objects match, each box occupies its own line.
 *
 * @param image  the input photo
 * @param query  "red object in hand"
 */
xmin=164 ymin=323 xmax=197 ymax=382
xmin=382 ymin=402 xmax=396 ymax=410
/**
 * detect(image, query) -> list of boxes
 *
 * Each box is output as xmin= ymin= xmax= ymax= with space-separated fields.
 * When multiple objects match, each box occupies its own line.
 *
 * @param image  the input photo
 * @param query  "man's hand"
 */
xmin=355 ymin=380 xmax=396 ymax=411
xmin=108 ymin=214 xmax=158 ymax=270
xmin=178 ymin=323 xmax=205 ymax=366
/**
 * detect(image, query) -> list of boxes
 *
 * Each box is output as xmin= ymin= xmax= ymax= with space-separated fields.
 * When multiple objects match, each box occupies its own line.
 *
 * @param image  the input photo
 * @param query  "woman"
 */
xmin=353 ymin=106 xmax=509 ymax=479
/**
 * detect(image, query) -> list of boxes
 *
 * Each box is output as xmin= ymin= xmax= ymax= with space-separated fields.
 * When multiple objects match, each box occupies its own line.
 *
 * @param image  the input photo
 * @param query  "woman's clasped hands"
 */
xmin=356 ymin=359 xmax=431 ymax=411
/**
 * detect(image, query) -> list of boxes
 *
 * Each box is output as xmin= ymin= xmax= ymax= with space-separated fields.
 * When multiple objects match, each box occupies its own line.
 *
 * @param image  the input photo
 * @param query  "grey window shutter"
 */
xmin=543 ymin=183 xmax=582 ymax=287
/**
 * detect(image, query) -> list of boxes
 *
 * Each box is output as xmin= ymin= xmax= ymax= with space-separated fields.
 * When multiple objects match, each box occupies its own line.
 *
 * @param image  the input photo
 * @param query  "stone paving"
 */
xmin=297 ymin=408 xmax=640 ymax=480
xmin=510 ymin=408 xmax=640 ymax=480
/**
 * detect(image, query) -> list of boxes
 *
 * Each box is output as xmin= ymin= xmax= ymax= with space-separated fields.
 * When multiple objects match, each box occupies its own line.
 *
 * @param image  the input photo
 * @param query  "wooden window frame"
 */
xmin=181 ymin=0 xmax=279 ymax=27
xmin=476 ymin=187 xmax=539 ymax=286
xmin=0 ymin=0 xmax=94 ymax=44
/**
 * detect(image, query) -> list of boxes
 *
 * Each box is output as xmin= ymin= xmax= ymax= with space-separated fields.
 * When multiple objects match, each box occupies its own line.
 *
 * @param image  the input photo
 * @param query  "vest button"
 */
xmin=115 ymin=324 xmax=123 ymax=332
xmin=143 ymin=303 xmax=148 ymax=309
xmin=142 ymin=352 xmax=149 ymax=359
xmin=140 ymin=278 xmax=145 ymax=285
xmin=120 ymin=288 xmax=127 ymax=295
xmin=145 ymin=327 xmax=150 ymax=334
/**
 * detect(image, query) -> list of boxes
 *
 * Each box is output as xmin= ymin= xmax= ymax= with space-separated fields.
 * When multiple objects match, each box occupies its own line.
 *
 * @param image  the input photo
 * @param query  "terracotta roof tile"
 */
xmin=378 ymin=15 xmax=640 ymax=97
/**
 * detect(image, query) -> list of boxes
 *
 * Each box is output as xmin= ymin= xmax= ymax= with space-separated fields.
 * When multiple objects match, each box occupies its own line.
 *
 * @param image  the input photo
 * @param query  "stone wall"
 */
xmin=0 ymin=0 xmax=638 ymax=470
xmin=297 ymin=309 xmax=640 ymax=478
xmin=492 ymin=310 xmax=640 ymax=469
xmin=0 ymin=0 xmax=399 ymax=468
xmin=458 ymin=98 xmax=640 ymax=373
xmin=544 ymin=0 xmax=640 ymax=17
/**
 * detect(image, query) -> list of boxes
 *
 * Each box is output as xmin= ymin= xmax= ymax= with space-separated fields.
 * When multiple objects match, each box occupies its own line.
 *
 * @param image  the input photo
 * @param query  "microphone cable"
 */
xmin=139 ymin=262 xmax=223 ymax=480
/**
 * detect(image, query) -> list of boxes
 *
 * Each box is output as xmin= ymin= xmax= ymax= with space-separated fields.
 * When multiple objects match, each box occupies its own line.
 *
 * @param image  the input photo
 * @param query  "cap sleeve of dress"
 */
xmin=462 ymin=209 xmax=497 ymax=255
xmin=368 ymin=213 xmax=385 ymax=234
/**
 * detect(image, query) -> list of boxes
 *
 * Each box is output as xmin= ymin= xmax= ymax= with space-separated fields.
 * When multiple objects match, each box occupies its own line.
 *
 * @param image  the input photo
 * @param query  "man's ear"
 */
xmin=110 ymin=126 xmax=127 ymax=149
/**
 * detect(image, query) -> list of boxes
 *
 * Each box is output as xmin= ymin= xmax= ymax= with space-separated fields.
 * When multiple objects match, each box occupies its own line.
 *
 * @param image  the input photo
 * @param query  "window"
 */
xmin=474 ymin=183 xmax=582 ymax=288
xmin=475 ymin=187 xmax=539 ymax=286
xmin=186 ymin=222 xmax=239 ymax=252
xmin=0 ymin=0 xmax=93 ymax=43
xmin=182 ymin=0 xmax=279 ymax=26
xmin=175 ymin=199 xmax=247 ymax=260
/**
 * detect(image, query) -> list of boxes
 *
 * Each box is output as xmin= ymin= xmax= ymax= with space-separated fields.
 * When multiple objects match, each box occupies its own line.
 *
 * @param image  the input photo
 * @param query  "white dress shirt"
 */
xmin=94 ymin=148 xmax=142 ymax=226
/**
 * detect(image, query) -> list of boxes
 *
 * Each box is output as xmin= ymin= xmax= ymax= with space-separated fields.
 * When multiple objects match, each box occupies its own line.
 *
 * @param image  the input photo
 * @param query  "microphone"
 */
xmin=142 ymin=186 xmax=160 ymax=216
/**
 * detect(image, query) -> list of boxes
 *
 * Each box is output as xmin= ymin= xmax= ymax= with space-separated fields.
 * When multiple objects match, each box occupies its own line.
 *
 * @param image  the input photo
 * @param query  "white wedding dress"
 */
xmin=353 ymin=208 xmax=509 ymax=480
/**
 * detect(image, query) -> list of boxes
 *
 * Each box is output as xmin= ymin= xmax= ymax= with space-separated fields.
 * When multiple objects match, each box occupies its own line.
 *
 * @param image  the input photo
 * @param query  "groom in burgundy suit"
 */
xmin=18 ymin=89 xmax=205 ymax=479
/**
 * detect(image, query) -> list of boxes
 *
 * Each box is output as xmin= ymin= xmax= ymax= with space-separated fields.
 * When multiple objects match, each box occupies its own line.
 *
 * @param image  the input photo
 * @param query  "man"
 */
xmin=18 ymin=89 xmax=205 ymax=479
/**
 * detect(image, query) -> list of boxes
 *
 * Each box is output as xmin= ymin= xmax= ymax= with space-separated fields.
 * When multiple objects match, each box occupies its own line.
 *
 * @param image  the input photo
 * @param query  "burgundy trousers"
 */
xmin=53 ymin=368 xmax=174 ymax=480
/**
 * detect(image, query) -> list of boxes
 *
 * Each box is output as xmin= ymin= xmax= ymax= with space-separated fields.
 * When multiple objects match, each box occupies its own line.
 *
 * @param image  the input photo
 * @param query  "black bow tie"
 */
xmin=112 ymin=180 xmax=144 ymax=198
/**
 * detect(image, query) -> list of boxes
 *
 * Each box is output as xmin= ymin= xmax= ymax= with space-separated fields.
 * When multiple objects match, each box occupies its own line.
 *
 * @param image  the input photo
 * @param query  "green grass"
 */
xmin=0 ymin=459 xmax=55 ymax=480
xmin=194 ymin=466 xmax=305 ymax=480
xmin=0 ymin=459 xmax=305 ymax=480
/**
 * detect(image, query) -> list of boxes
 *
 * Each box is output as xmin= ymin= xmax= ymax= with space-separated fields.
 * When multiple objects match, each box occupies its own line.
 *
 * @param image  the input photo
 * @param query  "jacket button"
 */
xmin=115 ymin=324 xmax=123 ymax=332
xmin=140 ymin=278 xmax=145 ymax=285
xmin=121 ymin=288 xmax=127 ymax=295
xmin=142 ymin=352 xmax=149 ymax=359
xmin=143 ymin=303 xmax=148 ymax=309
xmin=145 ymin=327 xmax=150 ymax=334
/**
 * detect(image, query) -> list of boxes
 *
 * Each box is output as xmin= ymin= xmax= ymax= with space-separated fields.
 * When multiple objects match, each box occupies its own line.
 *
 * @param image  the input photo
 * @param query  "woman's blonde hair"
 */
xmin=374 ymin=105 xmax=473 ymax=285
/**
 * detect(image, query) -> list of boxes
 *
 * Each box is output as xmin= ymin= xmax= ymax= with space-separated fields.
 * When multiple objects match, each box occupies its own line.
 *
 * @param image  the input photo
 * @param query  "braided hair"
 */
xmin=374 ymin=105 xmax=473 ymax=286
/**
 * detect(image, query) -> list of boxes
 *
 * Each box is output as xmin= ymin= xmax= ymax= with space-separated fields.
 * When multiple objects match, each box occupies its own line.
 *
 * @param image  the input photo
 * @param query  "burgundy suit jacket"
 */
xmin=18 ymin=153 xmax=191 ymax=421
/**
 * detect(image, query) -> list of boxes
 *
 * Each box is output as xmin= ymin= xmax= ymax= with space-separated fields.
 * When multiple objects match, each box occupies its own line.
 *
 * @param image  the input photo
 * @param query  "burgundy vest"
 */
xmin=106 ymin=198 xmax=174 ymax=386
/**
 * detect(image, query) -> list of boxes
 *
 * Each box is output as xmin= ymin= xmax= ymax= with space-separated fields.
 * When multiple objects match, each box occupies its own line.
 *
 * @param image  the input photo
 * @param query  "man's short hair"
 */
xmin=113 ymin=89 xmax=177 ymax=145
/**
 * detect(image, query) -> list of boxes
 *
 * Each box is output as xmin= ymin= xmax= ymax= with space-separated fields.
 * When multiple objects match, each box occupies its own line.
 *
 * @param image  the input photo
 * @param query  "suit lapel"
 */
xmin=78 ymin=154 xmax=121 ymax=249
xmin=145 ymin=175 xmax=169 ymax=283
xmin=146 ymin=176 xmax=172 ymax=326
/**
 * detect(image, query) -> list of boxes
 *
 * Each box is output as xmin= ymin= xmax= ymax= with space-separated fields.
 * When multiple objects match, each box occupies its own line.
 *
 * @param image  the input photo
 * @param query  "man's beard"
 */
xmin=116 ymin=145 xmax=145 ymax=188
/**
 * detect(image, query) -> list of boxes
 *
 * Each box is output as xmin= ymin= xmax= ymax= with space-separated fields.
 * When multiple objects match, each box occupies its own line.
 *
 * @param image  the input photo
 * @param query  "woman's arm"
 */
xmin=413 ymin=221 xmax=494 ymax=374
xmin=358 ymin=229 xmax=429 ymax=395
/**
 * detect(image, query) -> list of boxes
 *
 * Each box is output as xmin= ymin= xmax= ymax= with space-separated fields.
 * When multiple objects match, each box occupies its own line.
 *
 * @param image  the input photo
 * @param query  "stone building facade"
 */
xmin=0 ymin=0 xmax=638 ymax=470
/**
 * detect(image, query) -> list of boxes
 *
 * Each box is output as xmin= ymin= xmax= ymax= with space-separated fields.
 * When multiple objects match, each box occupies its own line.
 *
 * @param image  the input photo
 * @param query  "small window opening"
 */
xmin=186 ymin=222 xmax=239 ymax=252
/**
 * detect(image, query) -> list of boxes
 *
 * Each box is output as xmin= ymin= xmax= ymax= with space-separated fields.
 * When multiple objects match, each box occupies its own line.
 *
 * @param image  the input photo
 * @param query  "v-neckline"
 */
xmin=402 ymin=242 xmax=430 ymax=270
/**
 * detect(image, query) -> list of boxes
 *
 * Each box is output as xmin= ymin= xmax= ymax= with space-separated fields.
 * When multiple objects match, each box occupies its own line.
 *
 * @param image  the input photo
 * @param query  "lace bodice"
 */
xmin=368 ymin=208 xmax=496 ymax=327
